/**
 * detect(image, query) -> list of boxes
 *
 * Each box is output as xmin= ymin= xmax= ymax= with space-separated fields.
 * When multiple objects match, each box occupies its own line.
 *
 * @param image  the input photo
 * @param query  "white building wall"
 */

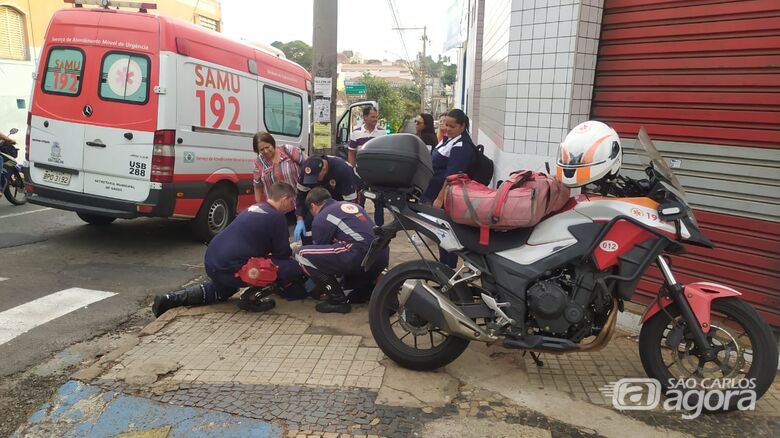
xmin=475 ymin=0 xmax=509 ymax=149
xmin=0 ymin=53 xmax=37 ymax=154
xmin=472 ymin=0 xmax=604 ymax=183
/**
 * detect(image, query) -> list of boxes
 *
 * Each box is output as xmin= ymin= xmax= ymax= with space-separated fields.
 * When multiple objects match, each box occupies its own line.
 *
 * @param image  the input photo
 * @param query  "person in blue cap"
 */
xmin=293 ymin=155 xmax=362 ymax=244
xmin=152 ymin=182 xmax=305 ymax=317
xmin=296 ymin=187 xmax=389 ymax=313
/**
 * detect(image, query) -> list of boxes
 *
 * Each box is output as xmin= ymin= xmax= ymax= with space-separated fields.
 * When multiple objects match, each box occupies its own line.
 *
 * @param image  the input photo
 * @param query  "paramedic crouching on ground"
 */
xmin=295 ymin=188 xmax=389 ymax=314
xmin=152 ymin=182 xmax=305 ymax=317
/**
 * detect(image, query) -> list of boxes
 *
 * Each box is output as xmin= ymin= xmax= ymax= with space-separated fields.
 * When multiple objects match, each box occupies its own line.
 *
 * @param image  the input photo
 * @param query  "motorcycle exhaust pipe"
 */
xmin=398 ymin=280 xmax=497 ymax=342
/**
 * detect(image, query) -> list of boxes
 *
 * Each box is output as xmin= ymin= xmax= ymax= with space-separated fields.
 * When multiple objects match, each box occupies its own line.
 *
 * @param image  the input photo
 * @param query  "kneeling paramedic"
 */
xmin=293 ymin=155 xmax=362 ymax=244
xmin=296 ymin=187 xmax=390 ymax=314
xmin=153 ymin=182 xmax=305 ymax=317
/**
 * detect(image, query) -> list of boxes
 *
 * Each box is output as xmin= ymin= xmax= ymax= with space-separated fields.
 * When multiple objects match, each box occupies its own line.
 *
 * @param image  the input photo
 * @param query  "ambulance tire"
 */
xmin=77 ymin=212 xmax=116 ymax=226
xmin=192 ymin=186 xmax=236 ymax=243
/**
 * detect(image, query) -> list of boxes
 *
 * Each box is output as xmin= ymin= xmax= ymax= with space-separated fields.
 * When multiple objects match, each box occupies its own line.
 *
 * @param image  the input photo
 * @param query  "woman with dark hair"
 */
xmin=415 ymin=113 xmax=438 ymax=148
xmin=422 ymin=108 xmax=477 ymax=268
xmin=252 ymin=131 xmax=306 ymax=203
xmin=436 ymin=112 xmax=448 ymax=143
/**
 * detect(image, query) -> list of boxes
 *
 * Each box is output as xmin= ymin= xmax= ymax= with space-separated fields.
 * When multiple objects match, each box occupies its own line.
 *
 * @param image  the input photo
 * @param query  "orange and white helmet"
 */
xmin=556 ymin=121 xmax=622 ymax=187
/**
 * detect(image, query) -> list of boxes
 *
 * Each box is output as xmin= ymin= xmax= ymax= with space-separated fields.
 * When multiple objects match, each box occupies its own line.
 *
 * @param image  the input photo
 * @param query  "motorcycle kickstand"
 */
xmin=523 ymin=351 xmax=544 ymax=367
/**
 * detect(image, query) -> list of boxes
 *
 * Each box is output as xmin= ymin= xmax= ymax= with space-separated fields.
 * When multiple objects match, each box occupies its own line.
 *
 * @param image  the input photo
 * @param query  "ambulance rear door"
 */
xmin=80 ymin=13 xmax=159 ymax=202
xmin=29 ymin=43 xmax=93 ymax=193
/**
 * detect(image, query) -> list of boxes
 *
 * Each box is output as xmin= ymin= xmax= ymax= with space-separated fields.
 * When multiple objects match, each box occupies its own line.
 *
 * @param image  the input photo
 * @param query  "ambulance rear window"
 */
xmin=99 ymin=52 xmax=150 ymax=104
xmin=263 ymin=86 xmax=302 ymax=137
xmin=42 ymin=47 xmax=84 ymax=96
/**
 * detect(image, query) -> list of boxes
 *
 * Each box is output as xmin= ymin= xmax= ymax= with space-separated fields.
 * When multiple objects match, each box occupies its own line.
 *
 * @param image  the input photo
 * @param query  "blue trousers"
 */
xmin=202 ymin=258 xmax=304 ymax=303
xmin=296 ymin=242 xmax=389 ymax=299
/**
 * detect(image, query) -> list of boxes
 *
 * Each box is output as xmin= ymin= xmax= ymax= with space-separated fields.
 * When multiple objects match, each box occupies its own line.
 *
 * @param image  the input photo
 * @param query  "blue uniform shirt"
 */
xmin=205 ymin=203 xmax=291 ymax=271
xmin=311 ymin=199 xmax=375 ymax=248
xmin=296 ymin=156 xmax=361 ymax=217
xmin=423 ymin=133 xmax=476 ymax=202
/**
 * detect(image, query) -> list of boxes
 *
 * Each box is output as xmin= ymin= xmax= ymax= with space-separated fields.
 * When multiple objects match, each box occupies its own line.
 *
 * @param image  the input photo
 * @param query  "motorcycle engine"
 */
xmin=527 ymin=268 xmax=599 ymax=339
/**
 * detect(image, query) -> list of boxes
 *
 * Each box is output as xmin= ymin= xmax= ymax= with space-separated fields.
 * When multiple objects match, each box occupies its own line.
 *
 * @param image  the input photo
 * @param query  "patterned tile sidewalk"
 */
xmin=15 ymin=235 xmax=780 ymax=437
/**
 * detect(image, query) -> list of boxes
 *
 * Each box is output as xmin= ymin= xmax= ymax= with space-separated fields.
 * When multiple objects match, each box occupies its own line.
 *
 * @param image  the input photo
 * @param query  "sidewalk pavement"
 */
xmin=13 ymin=237 xmax=780 ymax=438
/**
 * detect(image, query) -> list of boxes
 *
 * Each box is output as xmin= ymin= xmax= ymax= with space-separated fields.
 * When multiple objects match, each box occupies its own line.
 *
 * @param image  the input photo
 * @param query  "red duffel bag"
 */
xmin=443 ymin=170 xmax=570 ymax=237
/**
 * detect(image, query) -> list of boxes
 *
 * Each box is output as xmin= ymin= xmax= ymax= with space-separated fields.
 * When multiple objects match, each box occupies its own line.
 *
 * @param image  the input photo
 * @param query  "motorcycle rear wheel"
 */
xmin=3 ymin=170 xmax=27 ymax=205
xmin=639 ymin=297 xmax=777 ymax=412
xmin=368 ymin=260 xmax=473 ymax=371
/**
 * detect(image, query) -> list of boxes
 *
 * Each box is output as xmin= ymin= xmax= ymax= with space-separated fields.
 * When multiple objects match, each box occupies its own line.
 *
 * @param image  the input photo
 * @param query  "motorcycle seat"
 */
xmin=411 ymin=204 xmax=533 ymax=255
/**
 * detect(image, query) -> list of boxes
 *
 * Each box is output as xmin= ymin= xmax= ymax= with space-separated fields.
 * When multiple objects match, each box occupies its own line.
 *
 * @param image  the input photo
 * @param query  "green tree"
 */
xmin=361 ymin=74 xmax=422 ymax=134
xmin=271 ymin=40 xmax=312 ymax=71
xmin=441 ymin=63 xmax=457 ymax=86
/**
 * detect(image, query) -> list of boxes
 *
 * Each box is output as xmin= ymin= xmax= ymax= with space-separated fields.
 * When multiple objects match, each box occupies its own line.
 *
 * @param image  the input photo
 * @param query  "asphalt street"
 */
xmin=0 ymin=201 xmax=206 ymax=377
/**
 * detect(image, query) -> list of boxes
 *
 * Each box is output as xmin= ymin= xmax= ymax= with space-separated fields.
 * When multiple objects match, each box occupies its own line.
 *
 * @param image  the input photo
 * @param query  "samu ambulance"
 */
xmin=25 ymin=1 xmax=312 ymax=241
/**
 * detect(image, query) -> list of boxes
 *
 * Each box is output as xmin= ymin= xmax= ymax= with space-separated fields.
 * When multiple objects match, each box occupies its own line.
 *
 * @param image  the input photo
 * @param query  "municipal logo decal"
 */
xmin=599 ymin=240 xmax=619 ymax=252
xmin=48 ymin=142 xmax=64 ymax=164
xmin=183 ymin=151 xmax=195 ymax=163
xmin=630 ymin=208 xmax=643 ymax=217
xmin=340 ymin=203 xmax=359 ymax=214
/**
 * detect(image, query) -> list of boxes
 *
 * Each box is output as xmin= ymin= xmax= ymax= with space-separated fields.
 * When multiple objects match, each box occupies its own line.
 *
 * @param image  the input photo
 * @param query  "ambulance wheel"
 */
xmin=192 ymin=186 xmax=236 ymax=242
xmin=77 ymin=212 xmax=116 ymax=225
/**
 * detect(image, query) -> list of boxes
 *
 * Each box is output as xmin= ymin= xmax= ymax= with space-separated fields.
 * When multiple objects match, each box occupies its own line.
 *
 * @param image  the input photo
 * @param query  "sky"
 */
xmin=221 ymin=0 xmax=459 ymax=62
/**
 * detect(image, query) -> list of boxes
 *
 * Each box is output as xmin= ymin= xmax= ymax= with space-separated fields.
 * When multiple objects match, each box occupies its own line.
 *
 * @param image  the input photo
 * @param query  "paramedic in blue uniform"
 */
xmin=422 ymin=108 xmax=476 ymax=269
xmin=153 ymin=182 xmax=305 ymax=317
xmin=293 ymin=155 xmax=362 ymax=244
xmin=295 ymin=187 xmax=389 ymax=314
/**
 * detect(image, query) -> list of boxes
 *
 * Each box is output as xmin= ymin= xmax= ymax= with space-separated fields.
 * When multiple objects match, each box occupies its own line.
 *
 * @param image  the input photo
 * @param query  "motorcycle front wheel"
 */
xmin=3 ymin=170 xmax=27 ymax=205
xmin=639 ymin=297 xmax=778 ymax=412
xmin=368 ymin=260 xmax=473 ymax=371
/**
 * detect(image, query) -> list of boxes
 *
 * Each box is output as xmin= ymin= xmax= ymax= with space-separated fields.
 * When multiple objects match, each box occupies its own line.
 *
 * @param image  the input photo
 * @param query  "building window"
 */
xmin=198 ymin=15 xmax=219 ymax=32
xmin=0 ymin=6 xmax=28 ymax=60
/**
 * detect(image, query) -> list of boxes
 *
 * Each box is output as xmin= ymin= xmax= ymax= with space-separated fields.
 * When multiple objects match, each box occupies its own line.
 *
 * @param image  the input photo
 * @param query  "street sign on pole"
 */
xmin=345 ymin=83 xmax=367 ymax=95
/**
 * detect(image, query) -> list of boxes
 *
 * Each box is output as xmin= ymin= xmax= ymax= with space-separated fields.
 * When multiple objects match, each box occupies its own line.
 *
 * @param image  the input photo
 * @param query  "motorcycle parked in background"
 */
xmin=1 ymin=128 xmax=27 ymax=205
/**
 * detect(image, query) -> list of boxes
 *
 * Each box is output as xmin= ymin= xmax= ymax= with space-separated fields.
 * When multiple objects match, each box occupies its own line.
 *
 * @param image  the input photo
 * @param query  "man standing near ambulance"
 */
xmin=346 ymin=106 xmax=387 ymax=225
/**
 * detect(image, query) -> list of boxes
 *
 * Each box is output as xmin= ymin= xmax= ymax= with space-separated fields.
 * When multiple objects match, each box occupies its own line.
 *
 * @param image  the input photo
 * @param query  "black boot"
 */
xmin=314 ymin=278 xmax=351 ymax=314
xmin=237 ymin=284 xmax=278 ymax=312
xmin=152 ymin=284 xmax=205 ymax=317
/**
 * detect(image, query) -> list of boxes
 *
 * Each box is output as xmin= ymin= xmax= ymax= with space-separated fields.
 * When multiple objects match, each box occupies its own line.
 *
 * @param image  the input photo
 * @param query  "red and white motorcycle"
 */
xmin=360 ymin=125 xmax=777 ymax=412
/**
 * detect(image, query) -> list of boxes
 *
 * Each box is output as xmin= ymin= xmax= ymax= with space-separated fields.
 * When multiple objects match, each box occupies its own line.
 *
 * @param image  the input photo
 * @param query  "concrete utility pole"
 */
xmin=392 ymin=26 xmax=427 ymax=112
xmin=312 ymin=0 xmax=338 ymax=154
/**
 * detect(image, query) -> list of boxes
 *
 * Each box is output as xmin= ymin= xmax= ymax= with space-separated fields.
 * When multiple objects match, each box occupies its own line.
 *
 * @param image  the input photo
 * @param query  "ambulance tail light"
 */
xmin=25 ymin=111 xmax=31 ymax=162
xmin=151 ymin=129 xmax=175 ymax=183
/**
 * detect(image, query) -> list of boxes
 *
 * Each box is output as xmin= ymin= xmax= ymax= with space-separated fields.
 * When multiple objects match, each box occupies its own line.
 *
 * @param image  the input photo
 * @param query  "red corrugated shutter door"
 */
xmin=592 ymin=0 xmax=780 ymax=328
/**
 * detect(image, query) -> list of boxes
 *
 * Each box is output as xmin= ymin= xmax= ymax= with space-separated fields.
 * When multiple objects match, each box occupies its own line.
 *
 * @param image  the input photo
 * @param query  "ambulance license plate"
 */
xmin=42 ymin=169 xmax=71 ymax=186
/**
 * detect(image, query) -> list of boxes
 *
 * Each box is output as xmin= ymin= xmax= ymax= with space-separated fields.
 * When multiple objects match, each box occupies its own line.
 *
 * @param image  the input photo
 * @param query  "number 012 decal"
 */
xmin=599 ymin=240 xmax=619 ymax=252
xmin=195 ymin=90 xmax=241 ymax=131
